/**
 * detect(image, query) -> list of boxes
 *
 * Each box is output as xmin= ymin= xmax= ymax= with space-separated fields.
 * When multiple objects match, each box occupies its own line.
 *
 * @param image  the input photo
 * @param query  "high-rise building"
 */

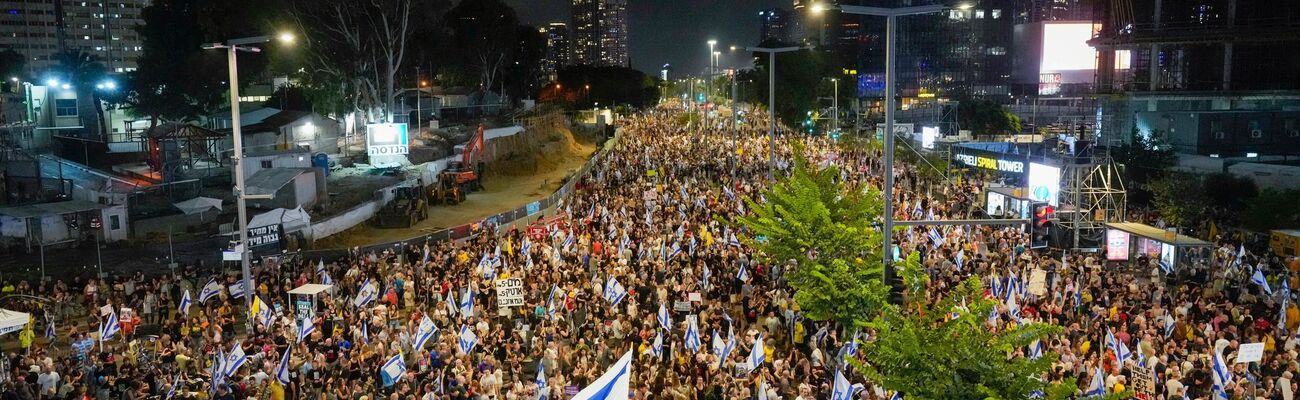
xmin=572 ymin=0 xmax=629 ymax=67
xmin=0 ymin=0 xmax=150 ymax=73
xmin=759 ymin=8 xmax=796 ymax=44
xmin=1091 ymin=0 xmax=1300 ymax=157
xmin=539 ymin=22 xmax=570 ymax=81
xmin=1014 ymin=0 xmax=1092 ymax=24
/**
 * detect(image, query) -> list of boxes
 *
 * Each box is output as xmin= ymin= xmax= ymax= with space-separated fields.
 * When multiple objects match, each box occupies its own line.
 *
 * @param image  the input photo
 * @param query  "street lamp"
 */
xmin=202 ymin=31 xmax=294 ymax=334
xmin=834 ymin=3 xmax=946 ymax=301
xmin=746 ymin=45 xmax=811 ymax=180
xmin=828 ymin=78 xmax=838 ymax=136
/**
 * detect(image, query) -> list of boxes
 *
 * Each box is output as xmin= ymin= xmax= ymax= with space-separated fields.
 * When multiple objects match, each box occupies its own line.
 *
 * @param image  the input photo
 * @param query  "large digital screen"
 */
xmin=1106 ymin=230 xmax=1130 ymax=261
xmin=1040 ymin=22 xmax=1131 ymax=86
xmin=921 ymin=126 xmax=938 ymax=149
xmin=1027 ymin=163 xmax=1061 ymax=207
xmin=986 ymin=191 xmax=1006 ymax=216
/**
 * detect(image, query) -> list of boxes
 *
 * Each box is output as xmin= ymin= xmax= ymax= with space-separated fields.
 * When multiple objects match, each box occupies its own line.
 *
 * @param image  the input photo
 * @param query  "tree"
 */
xmin=1148 ymin=173 xmax=1208 ymax=228
xmin=741 ymin=45 xmax=827 ymax=129
xmin=732 ymin=142 xmax=1072 ymax=399
xmin=731 ymin=142 xmax=889 ymax=327
xmin=52 ymin=51 xmax=109 ymax=138
xmin=1201 ymin=173 xmax=1257 ymax=212
xmin=445 ymin=0 xmax=519 ymax=101
xmin=957 ymin=97 xmax=1021 ymax=139
xmin=1111 ymin=128 xmax=1177 ymax=206
xmin=1243 ymin=189 xmax=1300 ymax=232
xmin=128 ymin=0 xmax=227 ymax=127
xmin=554 ymin=66 xmax=658 ymax=109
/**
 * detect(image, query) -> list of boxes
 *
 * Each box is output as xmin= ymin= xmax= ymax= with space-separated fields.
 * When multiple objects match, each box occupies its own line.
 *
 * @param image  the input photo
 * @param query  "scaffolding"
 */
xmin=1056 ymin=145 xmax=1127 ymax=249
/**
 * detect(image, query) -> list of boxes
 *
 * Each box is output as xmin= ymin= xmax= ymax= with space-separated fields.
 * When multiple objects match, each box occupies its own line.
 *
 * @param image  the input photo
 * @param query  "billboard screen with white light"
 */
xmin=366 ymin=123 xmax=409 ymax=156
xmin=1039 ymin=22 xmax=1130 ymax=87
xmin=1027 ymin=163 xmax=1060 ymax=207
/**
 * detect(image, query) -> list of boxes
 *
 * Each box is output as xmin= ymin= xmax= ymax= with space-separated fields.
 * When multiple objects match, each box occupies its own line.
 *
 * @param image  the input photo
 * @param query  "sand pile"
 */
xmin=486 ymin=114 xmax=593 ymax=177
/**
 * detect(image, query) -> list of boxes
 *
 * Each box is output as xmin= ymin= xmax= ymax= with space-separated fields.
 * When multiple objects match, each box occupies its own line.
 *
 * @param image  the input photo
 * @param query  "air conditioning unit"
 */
xmin=1251 ymin=129 xmax=1263 ymax=138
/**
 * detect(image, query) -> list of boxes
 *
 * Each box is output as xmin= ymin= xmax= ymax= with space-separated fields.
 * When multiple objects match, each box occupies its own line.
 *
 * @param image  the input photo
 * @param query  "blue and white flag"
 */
xmin=225 ymin=342 xmax=247 ymax=377
xmin=648 ymin=331 xmax=664 ymax=359
xmin=1028 ymin=339 xmax=1043 ymax=360
xmin=457 ymin=325 xmax=478 ymax=354
xmin=297 ymin=320 xmax=315 ymax=343
xmin=459 ymin=287 xmax=475 ymax=318
xmin=1252 ymin=268 xmax=1273 ymax=296
xmin=570 ymin=350 xmax=633 ymax=400
xmin=1160 ymin=257 xmax=1174 ymax=275
xmin=562 ymin=234 xmax=575 ymax=252
xmin=1212 ymin=349 xmax=1232 ymax=400
xmin=44 ymin=318 xmax=55 ymax=340
xmin=199 ymin=279 xmax=222 ymax=304
xmin=831 ymin=368 xmax=852 ymax=400
xmin=353 ymin=279 xmax=378 ymax=308
xmin=737 ymin=265 xmax=749 ymax=282
xmin=990 ymin=274 xmax=1003 ymax=299
xmin=688 ymin=236 xmax=697 ymax=255
xmin=1106 ymin=329 xmax=1131 ymax=364
xmin=208 ymin=352 xmax=225 ymax=397
xmin=748 ymin=334 xmax=766 ymax=373
xmin=536 ymin=360 xmax=548 ymax=399
xmin=684 ymin=316 xmax=702 ymax=353
xmin=274 ymin=346 xmax=291 ymax=386
xmin=1136 ymin=339 xmax=1147 ymax=367
xmin=955 ymin=249 xmax=965 ymax=271
xmin=701 ymin=265 xmax=712 ymax=290
xmin=603 ymin=277 xmax=627 ymax=306
xmin=228 ymin=281 xmax=249 ymax=300
xmin=667 ymin=241 xmax=682 ymax=260
xmin=380 ymin=353 xmax=406 ymax=387
xmin=165 ymin=375 xmax=180 ymax=399
xmin=757 ymin=378 xmax=769 ymax=400
xmin=718 ymin=325 xmax=736 ymax=369
xmin=811 ymin=325 xmax=829 ymax=346
xmin=1085 ymin=367 xmax=1105 ymax=397
xmin=728 ymin=232 xmax=741 ymax=247
xmin=100 ymin=311 xmax=120 ymax=342
xmin=179 ymin=290 xmax=192 ymax=315
xmin=1164 ymin=317 xmax=1176 ymax=338
xmin=1282 ymin=278 xmax=1292 ymax=331
xmin=413 ymin=314 xmax=438 ymax=350
xmin=657 ymin=303 xmax=672 ymax=331
xmin=928 ymin=227 xmax=943 ymax=248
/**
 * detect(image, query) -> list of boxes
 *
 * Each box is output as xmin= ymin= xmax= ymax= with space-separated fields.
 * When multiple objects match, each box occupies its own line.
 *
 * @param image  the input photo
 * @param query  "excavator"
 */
xmin=430 ymin=123 xmax=486 ymax=205
xmin=374 ymin=186 xmax=428 ymax=228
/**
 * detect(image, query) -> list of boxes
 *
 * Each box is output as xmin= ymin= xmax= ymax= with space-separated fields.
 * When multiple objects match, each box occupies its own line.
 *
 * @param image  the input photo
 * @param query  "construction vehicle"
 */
xmin=433 ymin=123 xmax=487 ymax=202
xmin=374 ymin=186 xmax=428 ymax=228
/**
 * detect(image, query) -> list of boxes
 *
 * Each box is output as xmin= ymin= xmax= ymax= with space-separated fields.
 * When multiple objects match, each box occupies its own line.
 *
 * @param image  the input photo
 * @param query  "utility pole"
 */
xmin=747 ymin=46 xmax=807 ymax=180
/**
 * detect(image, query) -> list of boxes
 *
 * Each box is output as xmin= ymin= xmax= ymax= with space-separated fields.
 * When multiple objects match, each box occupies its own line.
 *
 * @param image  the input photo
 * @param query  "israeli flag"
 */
xmin=380 ymin=353 xmax=406 ymax=387
xmin=1159 ymin=257 xmax=1174 ymax=275
xmin=1006 ymin=290 xmax=1020 ymax=319
xmin=648 ymin=331 xmax=664 ymax=359
xmin=1085 ymin=367 xmax=1105 ymax=397
xmin=711 ymin=330 xmax=725 ymax=356
xmin=701 ymin=265 xmax=712 ymax=290
xmin=1282 ymin=279 xmax=1291 ymax=330
xmin=297 ymin=320 xmax=315 ymax=343
xmin=603 ymin=277 xmax=627 ymax=306
xmin=1028 ymin=339 xmax=1043 ymax=360
xmin=100 ymin=311 xmax=120 ymax=341
xmin=1252 ymin=268 xmax=1273 ymax=296
xmin=44 ymin=318 xmax=55 ymax=340
xmin=1164 ymin=317 xmax=1176 ymax=338
xmin=955 ymin=249 xmax=965 ymax=271
xmin=165 ymin=375 xmax=180 ymax=399
xmin=444 ymin=290 xmax=458 ymax=318
xmin=718 ymin=325 xmax=736 ymax=369
xmin=1212 ymin=350 xmax=1232 ymax=400
xmin=225 ymin=342 xmax=247 ymax=377
xmin=668 ymin=242 xmax=682 ymax=260
xmin=757 ymin=379 xmax=769 ymax=400
xmin=736 ymin=265 xmax=749 ymax=282
xmin=1106 ymin=329 xmax=1131 ymax=364
xmin=457 ymin=325 xmax=478 ymax=354
xmin=688 ymin=236 xmax=697 ymax=255
xmin=361 ymin=322 xmax=369 ymax=344
xmin=198 ymin=279 xmax=222 ymax=304
xmin=570 ymin=350 xmax=633 ymax=400
xmin=547 ymin=286 xmax=563 ymax=319
xmin=536 ymin=360 xmax=548 ymax=399
xmin=562 ymin=234 xmax=575 ymax=252
xmin=928 ymin=227 xmax=943 ymax=248
xmin=831 ymin=368 xmax=852 ymax=400
xmin=353 ymin=279 xmax=378 ymax=308
xmin=837 ymin=331 xmax=859 ymax=365
xmin=275 ymin=346 xmax=291 ymax=386
xmin=179 ymin=290 xmax=193 ymax=315
xmin=521 ymin=239 xmax=532 ymax=256
xmin=1136 ymin=339 xmax=1147 ymax=367
xmin=684 ymin=316 xmax=702 ymax=353
xmin=811 ymin=325 xmax=829 ymax=346
xmin=228 ymin=281 xmax=248 ymax=300
xmin=413 ymin=314 xmax=438 ymax=350
xmin=208 ymin=352 xmax=225 ymax=397
xmin=727 ymin=232 xmax=741 ymax=247
xmin=459 ymin=288 xmax=475 ymax=318
xmin=990 ymin=274 xmax=1003 ymax=298
xmin=657 ymin=303 xmax=672 ymax=331
xmin=748 ymin=334 xmax=765 ymax=373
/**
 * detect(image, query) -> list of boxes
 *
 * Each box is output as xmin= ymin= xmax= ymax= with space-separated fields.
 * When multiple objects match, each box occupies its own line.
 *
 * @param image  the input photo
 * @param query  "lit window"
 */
xmin=975 ymin=10 xmax=984 ymax=18
xmin=992 ymin=9 xmax=1002 ymax=19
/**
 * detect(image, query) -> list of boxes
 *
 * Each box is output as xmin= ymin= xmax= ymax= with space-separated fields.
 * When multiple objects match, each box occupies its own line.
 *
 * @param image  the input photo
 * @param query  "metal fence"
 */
xmin=290 ymin=127 xmax=624 ymax=262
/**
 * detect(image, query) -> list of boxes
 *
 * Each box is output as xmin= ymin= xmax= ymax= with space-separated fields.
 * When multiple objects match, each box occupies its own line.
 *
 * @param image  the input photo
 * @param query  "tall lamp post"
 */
xmin=203 ymin=32 xmax=294 ymax=333
xmin=746 ymin=46 xmax=808 ymax=180
xmin=707 ymin=40 xmax=717 ymax=101
xmin=818 ymin=2 xmax=946 ymax=297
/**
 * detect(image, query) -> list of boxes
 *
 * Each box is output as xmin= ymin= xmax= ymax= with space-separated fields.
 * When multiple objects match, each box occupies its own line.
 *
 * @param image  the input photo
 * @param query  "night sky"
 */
xmin=504 ymin=0 xmax=790 ymax=76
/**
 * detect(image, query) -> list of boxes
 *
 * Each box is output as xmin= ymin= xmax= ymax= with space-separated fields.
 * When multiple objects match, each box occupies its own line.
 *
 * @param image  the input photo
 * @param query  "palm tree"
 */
xmin=53 ymin=50 xmax=110 ymax=140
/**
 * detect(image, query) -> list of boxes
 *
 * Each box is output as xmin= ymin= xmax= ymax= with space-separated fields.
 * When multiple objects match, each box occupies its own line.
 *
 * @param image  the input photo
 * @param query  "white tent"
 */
xmin=248 ymin=206 xmax=312 ymax=235
xmin=173 ymin=196 xmax=223 ymax=215
xmin=0 ymin=309 xmax=30 ymax=335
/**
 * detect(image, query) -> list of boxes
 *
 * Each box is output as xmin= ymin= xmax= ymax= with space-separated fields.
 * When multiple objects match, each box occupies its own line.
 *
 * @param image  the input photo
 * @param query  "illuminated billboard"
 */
xmin=921 ymin=126 xmax=938 ymax=150
xmin=1106 ymin=230 xmax=1130 ymax=261
xmin=1039 ymin=22 xmax=1131 ymax=86
xmin=366 ymin=123 xmax=409 ymax=156
xmin=1027 ymin=163 xmax=1060 ymax=207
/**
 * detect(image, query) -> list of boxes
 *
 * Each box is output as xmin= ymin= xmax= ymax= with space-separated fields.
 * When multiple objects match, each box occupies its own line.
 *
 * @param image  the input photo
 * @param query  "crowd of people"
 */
xmin=0 ymin=104 xmax=1297 ymax=400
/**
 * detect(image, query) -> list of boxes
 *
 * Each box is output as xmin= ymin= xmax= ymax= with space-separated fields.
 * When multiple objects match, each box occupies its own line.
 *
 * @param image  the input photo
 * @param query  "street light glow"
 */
xmin=811 ymin=3 xmax=827 ymax=13
xmin=277 ymin=32 xmax=296 ymax=44
xmin=707 ymin=39 xmax=717 ymax=46
xmin=60 ymin=83 xmax=70 ymax=90
xmin=45 ymin=78 xmax=58 ymax=86
xmin=8 ymin=77 xmax=16 ymax=82
xmin=957 ymin=3 xmax=974 ymax=10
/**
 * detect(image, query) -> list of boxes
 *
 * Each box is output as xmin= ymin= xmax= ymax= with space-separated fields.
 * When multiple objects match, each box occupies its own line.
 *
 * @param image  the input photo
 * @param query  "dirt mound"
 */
xmin=486 ymin=114 xmax=593 ymax=177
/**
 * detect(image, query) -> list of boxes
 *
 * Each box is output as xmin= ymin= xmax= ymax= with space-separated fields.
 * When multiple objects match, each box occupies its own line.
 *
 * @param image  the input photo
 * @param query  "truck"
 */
xmin=374 ymin=186 xmax=428 ymax=228
xmin=430 ymin=123 xmax=486 ymax=204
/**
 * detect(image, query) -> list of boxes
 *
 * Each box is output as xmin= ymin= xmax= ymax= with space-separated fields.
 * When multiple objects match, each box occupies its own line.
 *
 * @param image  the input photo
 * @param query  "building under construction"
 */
xmin=1091 ymin=0 xmax=1300 ymax=157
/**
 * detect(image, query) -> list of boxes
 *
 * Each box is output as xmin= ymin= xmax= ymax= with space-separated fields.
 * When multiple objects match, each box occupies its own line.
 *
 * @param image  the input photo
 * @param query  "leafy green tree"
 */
xmin=731 ymin=143 xmax=889 ymax=327
xmin=742 ymin=44 xmax=826 ymax=129
xmin=1202 ymin=173 xmax=1257 ymax=211
xmin=732 ymin=142 xmax=1074 ymax=399
xmin=128 ymin=0 xmax=226 ymax=126
xmin=1148 ymin=173 xmax=1208 ymax=228
xmin=1111 ymin=128 xmax=1177 ymax=206
xmin=1243 ymin=189 xmax=1300 ymax=232
xmin=957 ymin=97 xmax=1021 ymax=139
